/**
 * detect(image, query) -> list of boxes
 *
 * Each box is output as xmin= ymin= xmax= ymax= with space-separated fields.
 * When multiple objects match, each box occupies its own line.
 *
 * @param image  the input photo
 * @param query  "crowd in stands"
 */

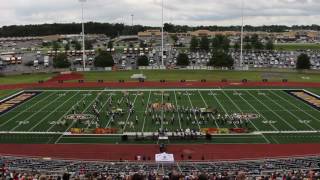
xmin=1 ymin=155 xmax=320 ymax=180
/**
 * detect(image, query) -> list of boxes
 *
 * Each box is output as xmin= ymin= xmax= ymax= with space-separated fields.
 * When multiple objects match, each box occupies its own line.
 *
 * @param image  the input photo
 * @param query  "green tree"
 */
xmin=200 ymin=36 xmax=210 ymax=52
xmin=208 ymin=50 xmax=234 ymax=68
xmin=53 ymin=53 xmax=70 ymax=68
xmin=265 ymin=39 xmax=274 ymax=50
xmin=212 ymin=35 xmax=230 ymax=52
xmin=234 ymin=42 xmax=240 ymax=50
xmin=176 ymin=53 xmax=190 ymax=66
xmin=250 ymin=34 xmax=264 ymax=50
xmin=107 ymin=41 xmax=113 ymax=49
xmin=64 ymin=43 xmax=70 ymax=51
xmin=74 ymin=41 xmax=82 ymax=50
xmin=137 ymin=55 xmax=149 ymax=66
xmin=296 ymin=53 xmax=311 ymax=70
xmin=171 ymin=34 xmax=179 ymax=45
xmin=190 ymin=36 xmax=199 ymax=52
xmin=139 ymin=41 xmax=147 ymax=48
xmin=52 ymin=41 xmax=60 ymax=51
xmin=85 ymin=40 xmax=93 ymax=50
xmin=94 ymin=51 xmax=114 ymax=67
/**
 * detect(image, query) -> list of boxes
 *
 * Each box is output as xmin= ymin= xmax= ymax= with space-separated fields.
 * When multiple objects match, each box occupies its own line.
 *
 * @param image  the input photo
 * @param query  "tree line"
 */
xmin=1 ymin=22 xmax=320 ymax=37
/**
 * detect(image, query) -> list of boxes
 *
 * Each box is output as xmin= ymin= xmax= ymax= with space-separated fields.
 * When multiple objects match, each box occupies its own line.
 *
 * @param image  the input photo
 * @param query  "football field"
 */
xmin=1 ymin=88 xmax=320 ymax=144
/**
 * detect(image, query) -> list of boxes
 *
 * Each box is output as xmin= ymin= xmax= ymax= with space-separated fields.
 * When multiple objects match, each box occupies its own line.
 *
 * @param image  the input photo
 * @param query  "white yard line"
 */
xmin=0 ymin=92 xmax=55 ymax=128
xmin=161 ymin=91 xmax=164 ymax=130
xmin=173 ymin=90 xmax=182 ymax=129
xmin=122 ymin=92 xmax=139 ymax=132
xmin=271 ymin=90 xmax=320 ymax=124
xmin=221 ymin=90 xmax=262 ymax=131
xmin=260 ymin=90 xmax=316 ymax=131
xmin=245 ymin=90 xmax=297 ymax=131
xmin=54 ymin=91 xmax=98 ymax=144
xmin=82 ymin=91 xmax=110 ymax=130
xmin=104 ymin=94 xmax=120 ymax=128
xmin=46 ymin=91 xmax=88 ymax=132
xmin=10 ymin=93 xmax=62 ymax=131
xmin=0 ymin=90 xmax=24 ymax=103
xmin=198 ymin=90 xmax=220 ymax=128
xmin=28 ymin=92 xmax=80 ymax=132
xmin=141 ymin=91 xmax=152 ymax=133
xmin=186 ymin=91 xmax=201 ymax=131
xmin=30 ymin=88 xmax=297 ymax=92
xmin=222 ymin=91 xmax=272 ymax=144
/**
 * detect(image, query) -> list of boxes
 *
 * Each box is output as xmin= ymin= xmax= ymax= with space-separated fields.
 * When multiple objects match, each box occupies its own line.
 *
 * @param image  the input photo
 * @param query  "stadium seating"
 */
xmin=1 ymin=155 xmax=320 ymax=179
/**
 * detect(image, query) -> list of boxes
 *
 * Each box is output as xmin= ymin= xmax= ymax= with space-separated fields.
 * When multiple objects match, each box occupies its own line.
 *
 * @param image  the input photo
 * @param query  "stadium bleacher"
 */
xmin=1 ymin=155 xmax=320 ymax=179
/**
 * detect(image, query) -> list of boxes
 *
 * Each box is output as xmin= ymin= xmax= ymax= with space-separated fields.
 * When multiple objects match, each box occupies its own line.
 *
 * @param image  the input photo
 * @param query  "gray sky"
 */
xmin=0 ymin=0 xmax=320 ymax=27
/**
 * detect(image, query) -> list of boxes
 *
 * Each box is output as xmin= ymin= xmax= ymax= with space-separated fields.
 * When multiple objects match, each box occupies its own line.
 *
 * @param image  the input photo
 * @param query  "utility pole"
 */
xmin=240 ymin=0 xmax=244 ymax=70
xmin=131 ymin=14 xmax=134 ymax=27
xmin=161 ymin=0 xmax=164 ymax=67
xmin=79 ymin=0 xmax=87 ymax=70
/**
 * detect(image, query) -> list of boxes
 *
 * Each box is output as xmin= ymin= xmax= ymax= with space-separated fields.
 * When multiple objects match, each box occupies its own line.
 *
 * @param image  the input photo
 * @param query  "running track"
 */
xmin=1 ymin=144 xmax=320 ymax=161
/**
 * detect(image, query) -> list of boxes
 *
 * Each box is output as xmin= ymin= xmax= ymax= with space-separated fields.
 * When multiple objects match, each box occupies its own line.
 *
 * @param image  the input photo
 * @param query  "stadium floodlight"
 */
xmin=79 ymin=0 xmax=87 ymax=70
xmin=240 ymin=0 xmax=244 ymax=70
xmin=161 ymin=0 xmax=164 ymax=67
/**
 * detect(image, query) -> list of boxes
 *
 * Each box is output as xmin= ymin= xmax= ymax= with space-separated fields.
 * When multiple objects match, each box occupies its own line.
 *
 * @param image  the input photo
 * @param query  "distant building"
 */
xmin=138 ymin=29 xmax=168 ymax=41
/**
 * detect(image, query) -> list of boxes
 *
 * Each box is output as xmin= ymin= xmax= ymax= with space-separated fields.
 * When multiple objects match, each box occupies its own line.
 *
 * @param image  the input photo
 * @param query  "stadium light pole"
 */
xmin=161 ymin=0 xmax=164 ymax=67
xmin=131 ymin=14 xmax=134 ymax=27
xmin=79 ymin=0 xmax=86 ymax=70
xmin=240 ymin=0 xmax=244 ymax=70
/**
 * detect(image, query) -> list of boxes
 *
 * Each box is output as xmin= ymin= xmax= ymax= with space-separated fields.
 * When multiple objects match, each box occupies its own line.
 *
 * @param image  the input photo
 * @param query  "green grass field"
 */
xmin=1 ymin=88 xmax=320 ymax=144
xmin=1 ymin=70 xmax=320 ymax=85
xmin=83 ymin=70 xmax=320 ymax=83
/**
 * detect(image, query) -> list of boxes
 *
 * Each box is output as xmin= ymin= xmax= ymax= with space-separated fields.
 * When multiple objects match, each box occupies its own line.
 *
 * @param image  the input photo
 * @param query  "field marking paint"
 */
xmin=122 ymin=92 xmax=139 ymax=132
xmin=10 ymin=93 xmax=65 ymax=131
xmin=28 ymin=92 xmax=80 ymax=132
xmin=54 ymin=91 xmax=99 ymax=144
xmin=10 ymin=92 xmax=61 ymax=131
xmin=0 ymin=92 xmax=54 ymax=128
xmin=221 ymin=91 xmax=261 ymax=131
xmin=186 ymin=90 xmax=201 ymax=131
xmin=161 ymin=91 xmax=164 ymax=130
xmin=303 ymin=89 xmax=320 ymax=99
xmin=222 ymin=90 xmax=271 ymax=144
xmin=272 ymin=90 xmax=320 ymax=125
xmin=29 ymin=89 xmax=297 ymax=92
xmin=260 ymin=90 xmax=316 ymax=131
xmin=213 ymin=90 xmax=241 ymax=128
xmin=246 ymin=90 xmax=297 ymax=131
xmin=173 ymin=91 xmax=182 ymax=130
xmin=198 ymin=90 xmax=220 ymax=129
xmin=141 ymin=91 xmax=152 ymax=133
xmin=233 ymin=90 xmax=280 ymax=131
xmin=81 ymin=90 xmax=109 ymax=130
xmin=100 ymin=95 xmax=115 ymax=128
xmin=271 ymin=136 xmax=280 ymax=144
xmin=46 ymin=91 xmax=89 ymax=132
xmin=0 ymin=90 xmax=24 ymax=103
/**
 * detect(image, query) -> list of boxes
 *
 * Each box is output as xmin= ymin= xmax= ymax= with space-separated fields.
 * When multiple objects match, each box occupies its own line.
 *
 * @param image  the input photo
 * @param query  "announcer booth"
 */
xmin=155 ymin=152 xmax=175 ymax=163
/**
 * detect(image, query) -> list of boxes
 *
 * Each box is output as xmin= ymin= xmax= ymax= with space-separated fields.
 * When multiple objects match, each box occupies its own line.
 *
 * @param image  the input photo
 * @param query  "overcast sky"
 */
xmin=0 ymin=0 xmax=320 ymax=27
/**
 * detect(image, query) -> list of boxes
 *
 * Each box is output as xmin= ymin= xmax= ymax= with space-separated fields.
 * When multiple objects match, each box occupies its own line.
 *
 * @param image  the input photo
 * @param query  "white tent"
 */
xmin=155 ymin=152 xmax=174 ymax=163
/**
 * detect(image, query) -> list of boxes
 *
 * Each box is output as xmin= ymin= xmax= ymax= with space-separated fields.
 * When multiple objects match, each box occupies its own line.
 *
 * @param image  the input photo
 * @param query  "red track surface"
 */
xmin=1 ymin=81 xmax=320 ymax=90
xmin=0 ymin=144 xmax=320 ymax=161
xmin=1 ymin=80 xmax=320 ymax=161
